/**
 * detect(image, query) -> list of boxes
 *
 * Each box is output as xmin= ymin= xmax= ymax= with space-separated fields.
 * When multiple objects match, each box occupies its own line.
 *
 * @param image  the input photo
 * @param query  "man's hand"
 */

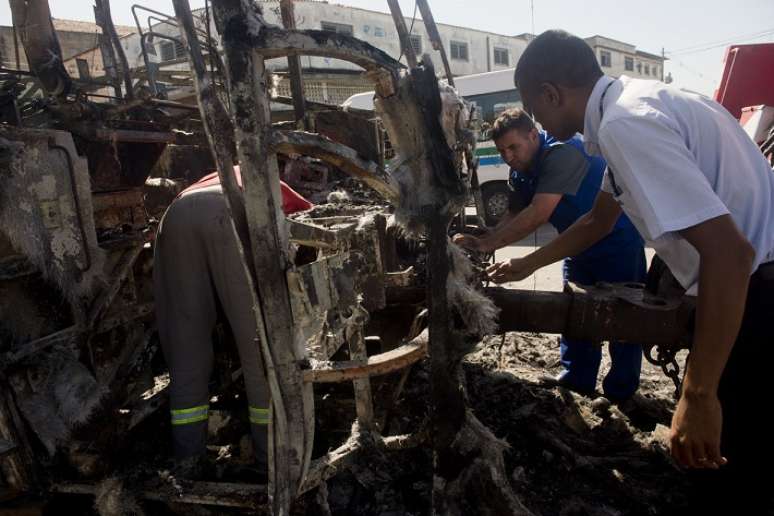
xmin=670 ymin=392 xmax=727 ymax=469
xmin=486 ymin=258 xmax=535 ymax=283
xmin=452 ymin=233 xmax=483 ymax=252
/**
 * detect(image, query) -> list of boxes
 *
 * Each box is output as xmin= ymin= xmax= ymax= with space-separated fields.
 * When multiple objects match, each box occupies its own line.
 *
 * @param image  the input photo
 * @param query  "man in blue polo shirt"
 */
xmin=455 ymin=108 xmax=645 ymax=401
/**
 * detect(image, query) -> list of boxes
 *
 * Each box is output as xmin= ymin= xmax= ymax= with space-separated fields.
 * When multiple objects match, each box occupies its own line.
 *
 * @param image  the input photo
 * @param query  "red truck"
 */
xmin=715 ymin=42 xmax=774 ymax=163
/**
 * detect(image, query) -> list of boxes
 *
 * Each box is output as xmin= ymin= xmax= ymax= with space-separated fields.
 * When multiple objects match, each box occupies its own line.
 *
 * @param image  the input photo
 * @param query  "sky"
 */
xmin=2 ymin=0 xmax=773 ymax=96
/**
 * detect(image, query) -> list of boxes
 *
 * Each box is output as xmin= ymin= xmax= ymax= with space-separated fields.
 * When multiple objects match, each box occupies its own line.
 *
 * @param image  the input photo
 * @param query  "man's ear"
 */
xmin=540 ymin=82 xmax=561 ymax=107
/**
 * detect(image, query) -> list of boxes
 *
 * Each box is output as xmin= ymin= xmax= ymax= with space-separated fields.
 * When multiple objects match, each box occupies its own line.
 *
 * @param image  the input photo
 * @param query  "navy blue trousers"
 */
xmin=559 ymin=245 xmax=647 ymax=400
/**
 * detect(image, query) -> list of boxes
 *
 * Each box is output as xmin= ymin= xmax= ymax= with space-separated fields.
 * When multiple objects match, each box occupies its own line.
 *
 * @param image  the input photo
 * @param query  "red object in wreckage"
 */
xmin=179 ymin=166 xmax=314 ymax=215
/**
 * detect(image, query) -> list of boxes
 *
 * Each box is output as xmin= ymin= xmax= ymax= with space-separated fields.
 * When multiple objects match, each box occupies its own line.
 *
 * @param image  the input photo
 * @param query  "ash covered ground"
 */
xmin=46 ymin=333 xmax=692 ymax=516
xmin=319 ymin=332 xmax=692 ymax=516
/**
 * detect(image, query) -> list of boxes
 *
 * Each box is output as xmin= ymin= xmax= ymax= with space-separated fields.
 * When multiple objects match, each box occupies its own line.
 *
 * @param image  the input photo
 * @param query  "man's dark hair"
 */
xmin=515 ymin=30 xmax=603 ymax=93
xmin=491 ymin=108 xmax=535 ymax=141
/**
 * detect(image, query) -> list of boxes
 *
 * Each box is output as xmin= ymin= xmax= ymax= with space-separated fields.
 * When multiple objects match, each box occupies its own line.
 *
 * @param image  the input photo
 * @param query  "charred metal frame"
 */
xmin=0 ymin=0 xmax=698 ymax=513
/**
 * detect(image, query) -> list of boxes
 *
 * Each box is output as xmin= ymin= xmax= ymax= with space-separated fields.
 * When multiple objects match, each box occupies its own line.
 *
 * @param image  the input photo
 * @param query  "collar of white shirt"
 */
xmin=582 ymin=75 xmax=618 ymax=156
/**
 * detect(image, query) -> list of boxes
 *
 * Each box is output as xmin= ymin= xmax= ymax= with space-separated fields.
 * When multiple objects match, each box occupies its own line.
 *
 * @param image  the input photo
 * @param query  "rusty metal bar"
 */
xmin=385 ymin=284 xmax=694 ymax=346
xmin=9 ymin=0 xmax=71 ymax=97
xmin=415 ymin=0 xmax=455 ymax=86
xmin=11 ymin=22 xmax=20 ymax=71
xmin=488 ymin=284 xmax=694 ymax=346
xmin=94 ymin=0 xmax=123 ymax=98
xmin=252 ymin=27 xmax=404 ymax=76
xmin=303 ymin=331 xmax=427 ymax=383
xmin=95 ymin=0 xmax=134 ymax=100
xmin=269 ymin=130 xmax=399 ymax=203
xmin=279 ymin=0 xmax=307 ymax=128
xmin=386 ymin=0 xmax=418 ymax=69
xmin=93 ymin=128 xmax=177 ymax=143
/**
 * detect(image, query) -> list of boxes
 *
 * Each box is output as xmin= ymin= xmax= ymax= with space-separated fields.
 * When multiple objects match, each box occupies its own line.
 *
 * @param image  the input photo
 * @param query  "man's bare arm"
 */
xmin=453 ymin=193 xmax=561 ymax=253
xmin=487 ymin=192 xmax=622 ymax=283
xmin=475 ymin=193 xmax=561 ymax=252
xmin=670 ymin=214 xmax=755 ymax=470
xmin=526 ymin=191 xmax=621 ymax=267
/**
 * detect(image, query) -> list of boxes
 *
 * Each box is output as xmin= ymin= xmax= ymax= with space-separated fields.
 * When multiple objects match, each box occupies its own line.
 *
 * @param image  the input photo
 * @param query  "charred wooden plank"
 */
xmin=298 ymin=429 xmax=426 ymax=495
xmin=53 ymin=481 xmax=268 ymax=510
xmin=142 ymin=481 xmax=267 ymax=509
xmin=347 ymin=320 xmax=374 ymax=429
xmin=288 ymin=219 xmax=338 ymax=249
xmin=298 ymin=436 xmax=360 ymax=495
xmin=383 ymin=430 xmax=428 ymax=450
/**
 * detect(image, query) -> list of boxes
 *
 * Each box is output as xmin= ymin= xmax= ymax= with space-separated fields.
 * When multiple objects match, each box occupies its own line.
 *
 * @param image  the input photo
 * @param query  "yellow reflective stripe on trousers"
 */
xmin=170 ymin=404 xmax=209 ymax=425
xmin=249 ymin=406 xmax=270 ymax=425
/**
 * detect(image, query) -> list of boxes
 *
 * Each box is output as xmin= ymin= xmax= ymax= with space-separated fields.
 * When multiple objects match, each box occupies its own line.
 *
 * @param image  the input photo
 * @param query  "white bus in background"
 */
xmin=342 ymin=68 xmax=521 ymax=224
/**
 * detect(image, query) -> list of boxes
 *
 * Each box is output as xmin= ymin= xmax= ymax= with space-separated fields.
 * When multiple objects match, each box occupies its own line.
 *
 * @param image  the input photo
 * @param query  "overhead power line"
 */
xmin=667 ymin=28 xmax=774 ymax=56
xmin=669 ymin=58 xmax=719 ymax=89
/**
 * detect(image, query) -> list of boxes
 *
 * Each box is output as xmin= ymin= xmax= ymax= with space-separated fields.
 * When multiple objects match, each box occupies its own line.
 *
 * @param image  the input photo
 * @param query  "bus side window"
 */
xmin=465 ymin=90 xmax=522 ymax=125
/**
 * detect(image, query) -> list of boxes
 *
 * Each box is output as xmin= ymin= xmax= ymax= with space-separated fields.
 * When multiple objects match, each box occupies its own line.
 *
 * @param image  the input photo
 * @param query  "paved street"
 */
xmin=488 ymin=224 xmax=656 ymax=291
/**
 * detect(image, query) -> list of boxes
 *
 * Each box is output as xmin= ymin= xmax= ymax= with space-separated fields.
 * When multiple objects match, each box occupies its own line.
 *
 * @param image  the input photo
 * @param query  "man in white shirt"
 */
xmin=488 ymin=29 xmax=774 ymax=511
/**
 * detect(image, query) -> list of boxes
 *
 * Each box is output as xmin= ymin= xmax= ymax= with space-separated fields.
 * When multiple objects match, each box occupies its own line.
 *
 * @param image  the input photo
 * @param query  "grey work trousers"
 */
xmin=154 ymin=187 xmax=269 ymax=468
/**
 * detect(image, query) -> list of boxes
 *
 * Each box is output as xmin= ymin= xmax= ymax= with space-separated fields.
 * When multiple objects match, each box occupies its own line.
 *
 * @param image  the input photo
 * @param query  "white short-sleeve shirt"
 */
xmin=583 ymin=76 xmax=774 ymax=294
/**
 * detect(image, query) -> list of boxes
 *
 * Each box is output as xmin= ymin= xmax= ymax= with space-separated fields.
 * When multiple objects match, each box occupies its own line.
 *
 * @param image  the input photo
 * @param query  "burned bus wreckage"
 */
xmin=0 ymin=0 xmax=695 ymax=514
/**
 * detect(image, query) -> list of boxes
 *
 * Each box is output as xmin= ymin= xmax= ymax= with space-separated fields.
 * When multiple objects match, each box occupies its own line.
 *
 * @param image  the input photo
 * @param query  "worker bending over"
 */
xmin=456 ymin=108 xmax=645 ymax=401
xmin=154 ymin=167 xmax=312 ymax=477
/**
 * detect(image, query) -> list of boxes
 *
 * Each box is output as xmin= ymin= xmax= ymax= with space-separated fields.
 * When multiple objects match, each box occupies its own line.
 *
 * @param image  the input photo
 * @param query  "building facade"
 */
xmin=136 ymin=0 xmax=529 ymax=106
xmin=1 ymin=3 xmax=665 ymax=107
xmin=258 ymin=1 xmax=528 ymax=104
xmin=584 ymin=35 xmax=665 ymax=81
xmin=0 ymin=18 xmax=134 ymax=73
xmin=255 ymin=0 xmax=527 ymax=78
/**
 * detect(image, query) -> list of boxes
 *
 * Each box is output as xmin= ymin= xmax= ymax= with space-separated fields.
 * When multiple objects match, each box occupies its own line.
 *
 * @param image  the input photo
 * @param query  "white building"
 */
xmin=45 ymin=2 xmax=663 ymax=107
xmin=127 ymin=0 xmax=528 ymax=105
xmin=256 ymin=1 xmax=527 ymax=77
xmin=584 ymin=35 xmax=665 ymax=81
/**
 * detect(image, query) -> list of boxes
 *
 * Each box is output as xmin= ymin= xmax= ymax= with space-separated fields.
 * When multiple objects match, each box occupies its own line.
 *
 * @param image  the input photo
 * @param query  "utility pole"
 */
xmin=661 ymin=47 xmax=665 ymax=81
